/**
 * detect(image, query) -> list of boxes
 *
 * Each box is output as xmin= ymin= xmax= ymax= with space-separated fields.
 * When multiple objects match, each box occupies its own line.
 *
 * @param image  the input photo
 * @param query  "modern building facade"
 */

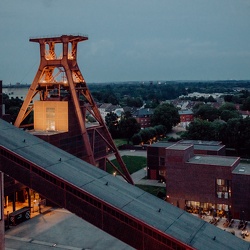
xmin=147 ymin=140 xmax=226 ymax=181
xmin=147 ymin=141 xmax=250 ymax=220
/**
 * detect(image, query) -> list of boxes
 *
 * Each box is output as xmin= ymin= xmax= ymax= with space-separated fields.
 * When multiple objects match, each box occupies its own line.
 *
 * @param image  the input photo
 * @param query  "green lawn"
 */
xmin=114 ymin=138 xmax=128 ymax=147
xmin=106 ymin=155 xmax=146 ymax=174
xmin=107 ymin=155 xmax=166 ymax=198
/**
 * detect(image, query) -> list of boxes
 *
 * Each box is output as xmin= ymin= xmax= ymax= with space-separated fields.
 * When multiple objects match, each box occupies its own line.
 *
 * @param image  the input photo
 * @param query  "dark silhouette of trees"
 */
xmin=106 ymin=111 xmax=141 ymax=143
xmin=119 ymin=116 xmax=141 ymax=144
xmin=124 ymin=97 xmax=143 ymax=107
xmin=105 ymin=112 xmax=120 ymax=138
xmin=3 ymin=93 xmax=23 ymax=122
xmin=183 ymin=119 xmax=215 ymax=140
xmin=218 ymin=102 xmax=241 ymax=122
xmin=131 ymin=133 xmax=142 ymax=145
xmin=241 ymin=96 xmax=250 ymax=111
xmin=194 ymin=104 xmax=220 ymax=122
xmin=183 ymin=117 xmax=250 ymax=157
xmin=151 ymin=103 xmax=180 ymax=132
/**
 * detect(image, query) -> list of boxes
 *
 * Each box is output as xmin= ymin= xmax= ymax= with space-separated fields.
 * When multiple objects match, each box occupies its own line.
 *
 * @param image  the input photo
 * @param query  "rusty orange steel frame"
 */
xmin=14 ymin=35 xmax=134 ymax=185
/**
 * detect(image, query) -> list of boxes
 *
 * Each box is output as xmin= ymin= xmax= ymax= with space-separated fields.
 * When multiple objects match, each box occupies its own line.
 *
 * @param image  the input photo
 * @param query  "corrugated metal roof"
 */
xmin=0 ymin=119 xmax=249 ymax=250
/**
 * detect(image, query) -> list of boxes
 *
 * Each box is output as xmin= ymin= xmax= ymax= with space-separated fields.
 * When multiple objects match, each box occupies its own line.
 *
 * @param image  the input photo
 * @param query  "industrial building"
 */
xmin=147 ymin=141 xmax=250 ymax=221
xmin=1 ymin=34 xmax=250 ymax=249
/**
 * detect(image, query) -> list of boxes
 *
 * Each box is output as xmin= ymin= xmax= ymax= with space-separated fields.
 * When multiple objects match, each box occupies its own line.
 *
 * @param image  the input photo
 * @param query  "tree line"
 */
xmin=105 ymin=103 xmax=180 ymax=145
xmin=89 ymin=80 xmax=250 ymax=108
xmin=3 ymin=81 xmax=250 ymax=157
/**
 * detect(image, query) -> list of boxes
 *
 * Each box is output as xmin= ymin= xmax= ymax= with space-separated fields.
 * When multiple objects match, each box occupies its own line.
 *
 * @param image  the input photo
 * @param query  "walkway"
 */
xmin=113 ymin=149 xmax=165 ymax=187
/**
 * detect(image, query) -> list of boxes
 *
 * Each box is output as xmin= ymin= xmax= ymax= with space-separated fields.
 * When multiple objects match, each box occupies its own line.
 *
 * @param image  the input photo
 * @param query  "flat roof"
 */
xmin=178 ymin=110 xmax=193 ymax=115
xmin=188 ymin=155 xmax=239 ymax=167
xmin=149 ymin=142 xmax=175 ymax=148
xmin=149 ymin=141 xmax=224 ymax=151
xmin=232 ymin=163 xmax=250 ymax=175
xmin=168 ymin=143 xmax=191 ymax=150
xmin=149 ymin=142 xmax=191 ymax=151
xmin=193 ymin=144 xmax=224 ymax=151
xmin=180 ymin=140 xmax=222 ymax=146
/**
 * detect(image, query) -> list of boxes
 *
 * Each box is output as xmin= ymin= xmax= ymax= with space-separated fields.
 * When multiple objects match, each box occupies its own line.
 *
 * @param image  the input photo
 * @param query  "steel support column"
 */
xmin=14 ymin=35 xmax=133 ymax=184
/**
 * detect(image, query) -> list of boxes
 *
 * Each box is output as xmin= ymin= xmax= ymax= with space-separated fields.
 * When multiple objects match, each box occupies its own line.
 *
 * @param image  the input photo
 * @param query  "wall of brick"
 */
xmin=232 ymin=173 xmax=250 ymax=220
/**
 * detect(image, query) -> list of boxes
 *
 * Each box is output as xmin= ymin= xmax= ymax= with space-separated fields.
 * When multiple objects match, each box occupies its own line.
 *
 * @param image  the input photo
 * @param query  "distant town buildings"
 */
xmin=133 ymin=108 xmax=154 ymax=129
xmin=98 ymin=103 xmax=124 ymax=120
xmin=178 ymin=110 xmax=194 ymax=128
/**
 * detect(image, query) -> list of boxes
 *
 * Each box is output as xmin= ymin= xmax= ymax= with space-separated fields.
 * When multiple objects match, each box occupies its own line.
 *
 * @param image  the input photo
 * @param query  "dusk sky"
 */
xmin=1 ymin=0 xmax=250 ymax=84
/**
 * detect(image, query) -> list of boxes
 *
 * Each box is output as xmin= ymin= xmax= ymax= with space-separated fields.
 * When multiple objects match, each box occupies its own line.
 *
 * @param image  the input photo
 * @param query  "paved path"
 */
xmin=112 ymin=150 xmax=165 ymax=187
xmin=5 ymin=208 xmax=134 ymax=250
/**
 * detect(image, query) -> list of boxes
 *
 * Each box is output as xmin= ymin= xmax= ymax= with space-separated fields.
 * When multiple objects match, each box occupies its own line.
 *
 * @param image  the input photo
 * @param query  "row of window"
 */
xmin=1 ymin=148 xmax=30 ymax=170
xmin=45 ymin=169 xmax=185 ymax=248
xmin=65 ymin=185 xmax=102 ymax=209
xmin=103 ymin=205 xmax=142 ymax=231
xmin=32 ymin=167 xmax=57 ymax=185
xmin=144 ymin=227 xmax=185 ymax=250
xmin=103 ymin=204 xmax=185 ymax=250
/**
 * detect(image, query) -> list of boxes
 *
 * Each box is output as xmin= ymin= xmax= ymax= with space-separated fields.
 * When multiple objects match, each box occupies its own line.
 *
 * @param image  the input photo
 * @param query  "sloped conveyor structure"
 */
xmin=0 ymin=119 xmax=249 ymax=250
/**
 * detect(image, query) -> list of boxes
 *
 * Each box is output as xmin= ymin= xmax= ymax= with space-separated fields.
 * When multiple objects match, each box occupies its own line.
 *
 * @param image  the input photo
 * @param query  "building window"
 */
xmin=216 ymin=179 xmax=231 ymax=199
xmin=159 ymin=157 xmax=165 ymax=166
xmin=46 ymin=107 xmax=55 ymax=131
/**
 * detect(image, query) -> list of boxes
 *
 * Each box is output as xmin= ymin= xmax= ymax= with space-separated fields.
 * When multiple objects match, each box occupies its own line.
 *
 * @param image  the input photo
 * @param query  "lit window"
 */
xmin=46 ymin=107 xmax=55 ymax=131
xmin=216 ymin=179 xmax=231 ymax=198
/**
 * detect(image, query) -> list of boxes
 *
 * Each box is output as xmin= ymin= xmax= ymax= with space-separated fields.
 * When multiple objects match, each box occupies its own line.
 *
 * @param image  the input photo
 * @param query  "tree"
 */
xmin=241 ymin=96 xmax=250 ymax=111
xmin=194 ymin=104 xmax=219 ymax=122
xmin=225 ymin=117 xmax=250 ymax=156
xmin=184 ymin=119 xmax=215 ymax=140
xmin=218 ymin=102 xmax=240 ymax=122
xmin=3 ymin=94 xmax=23 ymax=123
xmin=225 ymin=118 xmax=242 ymax=153
xmin=206 ymin=95 xmax=216 ymax=103
xmin=151 ymin=103 xmax=180 ymax=132
xmin=125 ymin=97 xmax=143 ymax=107
xmin=131 ymin=133 xmax=142 ymax=145
xmin=224 ymin=95 xmax=234 ymax=103
xmin=219 ymin=102 xmax=237 ymax=112
xmin=105 ymin=112 xmax=120 ymax=138
xmin=210 ymin=120 xmax=227 ymax=141
xmin=138 ymin=128 xmax=154 ymax=144
xmin=119 ymin=117 xmax=141 ymax=144
xmin=154 ymin=125 xmax=167 ymax=138
xmin=220 ymin=110 xmax=240 ymax=122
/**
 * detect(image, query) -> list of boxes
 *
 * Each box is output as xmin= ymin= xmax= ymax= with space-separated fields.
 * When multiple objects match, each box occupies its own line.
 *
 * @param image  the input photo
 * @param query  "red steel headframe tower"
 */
xmin=14 ymin=34 xmax=134 ymax=184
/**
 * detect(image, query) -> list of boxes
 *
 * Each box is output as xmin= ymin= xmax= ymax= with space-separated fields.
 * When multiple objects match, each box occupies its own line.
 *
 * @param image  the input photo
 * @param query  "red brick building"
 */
xmin=147 ymin=140 xmax=226 ymax=181
xmin=133 ymin=108 xmax=154 ymax=129
xmin=147 ymin=141 xmax=250 ymax=220
xmin=178 ymin=110 xmax=194 ymax=128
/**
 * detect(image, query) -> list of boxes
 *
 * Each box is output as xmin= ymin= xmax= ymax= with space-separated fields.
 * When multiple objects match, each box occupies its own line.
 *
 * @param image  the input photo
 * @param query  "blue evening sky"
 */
xmin=1 ymin=0 xmax=250 ymax=84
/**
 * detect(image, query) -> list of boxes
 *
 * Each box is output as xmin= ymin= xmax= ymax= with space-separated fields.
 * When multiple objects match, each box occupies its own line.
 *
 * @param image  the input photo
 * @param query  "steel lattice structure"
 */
xmin=14 ymin=35 xmax=134 ymax=184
